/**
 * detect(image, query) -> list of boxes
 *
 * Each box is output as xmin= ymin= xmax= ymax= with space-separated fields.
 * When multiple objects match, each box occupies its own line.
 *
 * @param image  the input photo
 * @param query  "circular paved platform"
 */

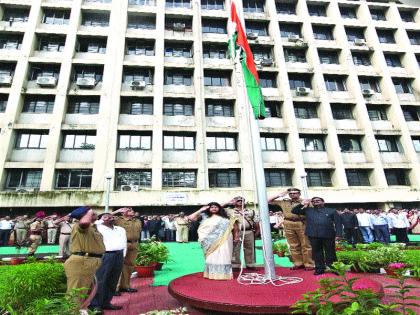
xmin=168 ymin=267 xmax=383 ymax=314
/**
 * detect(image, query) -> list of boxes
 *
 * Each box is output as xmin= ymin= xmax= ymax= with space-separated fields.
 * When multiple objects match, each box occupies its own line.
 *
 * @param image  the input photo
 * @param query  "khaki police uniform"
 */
xmin=47 ymin=219 xmax=58 ymax=244
xmin=175 ymin=216 xmax=189 ymax=242
xmin=115 ymin=216 xmax=141 ymax=290
xmin=274 ymin=199 xmax=314 ymax=268
xmin=64 ymin=223 xmax=105 ymax=294
xmin=14 ymin=219 xmax=29 ymax=243
xmin=58 ymin=221 xmax=74 ymax=257
xmin=27 ymin=221 xmax=42 ymax=255
xmin=228 ymin=208 xmax=258 ymax=268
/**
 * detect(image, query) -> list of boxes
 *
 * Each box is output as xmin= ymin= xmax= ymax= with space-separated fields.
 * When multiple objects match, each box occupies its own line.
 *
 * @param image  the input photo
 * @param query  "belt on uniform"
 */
xmin=105 ymin=250 xmax=124 ymax=253
xmin=61 ymin=233 xmax=71 ymax=235
xmin=31 ymin=231 xmax=42 ymax=235
xmin=73 ymin=252 xmax=103 ymax=258
xmin=284 ymin=217 xmax=305 ymax=222
xmin=127 ymin=240 xmax=138 ymax=243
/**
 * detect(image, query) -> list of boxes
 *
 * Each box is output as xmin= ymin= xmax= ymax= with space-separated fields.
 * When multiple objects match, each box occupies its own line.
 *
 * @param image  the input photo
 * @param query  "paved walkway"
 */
xmin=105 ymin=272 xmax=420 ymax=315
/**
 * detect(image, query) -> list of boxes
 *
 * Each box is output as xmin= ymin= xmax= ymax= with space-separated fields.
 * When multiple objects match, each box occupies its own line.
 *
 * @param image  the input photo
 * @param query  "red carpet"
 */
xmin=105 ymin=269 xmax=419 ymax=315
xmin=168 ymin=267 xmax=382 ymax=314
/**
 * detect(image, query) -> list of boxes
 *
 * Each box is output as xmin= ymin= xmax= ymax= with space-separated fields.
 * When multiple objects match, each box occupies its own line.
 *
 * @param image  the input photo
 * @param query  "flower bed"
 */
xmin=337 ymin=247 xmax=420 ymax=274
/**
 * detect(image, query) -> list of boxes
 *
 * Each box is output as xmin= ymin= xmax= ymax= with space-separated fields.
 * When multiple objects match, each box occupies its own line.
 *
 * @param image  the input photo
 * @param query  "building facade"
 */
xmin=0 ymin=0 xmax=419 ymax=213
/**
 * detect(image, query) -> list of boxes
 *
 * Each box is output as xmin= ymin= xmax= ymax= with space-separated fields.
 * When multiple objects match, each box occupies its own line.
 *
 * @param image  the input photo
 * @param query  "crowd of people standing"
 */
xmin=0 ymin=196 xmax=419 ymax=312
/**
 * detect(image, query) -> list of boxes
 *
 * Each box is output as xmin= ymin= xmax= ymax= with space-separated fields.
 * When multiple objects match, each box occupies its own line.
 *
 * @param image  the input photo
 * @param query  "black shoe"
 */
xmin=119 ymin=287 xmax=137 ymax=293
xmin=314 ymin=270 xmax=325 ymax=275
xmin=88 ymin=307 xmax=103 ymax=314
xmin=103 ymin=304 xmax=123 ymax=310
xmin=113 ymin=291 xmax=121 ymax=296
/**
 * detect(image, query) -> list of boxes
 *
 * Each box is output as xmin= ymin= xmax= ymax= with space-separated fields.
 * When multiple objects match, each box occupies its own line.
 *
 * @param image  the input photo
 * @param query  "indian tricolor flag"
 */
xmin=228 ymin=1 xmax=265 ymax=119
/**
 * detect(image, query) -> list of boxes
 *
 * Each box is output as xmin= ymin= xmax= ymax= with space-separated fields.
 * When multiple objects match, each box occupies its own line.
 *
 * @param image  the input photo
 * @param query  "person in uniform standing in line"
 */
xmin=14 ymin=215 xmax=30 ymax=245
xmin=223 ymin=196 xmax=259 ymax=270
xmin=64 ymin=207 xmax=105 ymax=297
xmin=112 ymin=207 xmax=141 ymax=293
xmin=54 ymin=215 xmax=74 ymax=258
xmin=175 ymin=212 xmax=189 ymax=243
xmin=292 ymin=197 xmax=342 ymax=275
xmin=27 ymin=216 xmax=44 ymax=256
xmin=268 ymin=188 xmax=314 ymax=270
xmin=46 ymin=215 xmax=58 ymax=244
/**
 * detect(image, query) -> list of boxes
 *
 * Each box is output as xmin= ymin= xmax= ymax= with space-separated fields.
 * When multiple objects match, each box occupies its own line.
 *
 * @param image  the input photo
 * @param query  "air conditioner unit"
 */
xmin=260 ymin=58 xmax=273 ymax=66
xmin=36 ymin=76 xmax=57 ymax=87
xmin=362 ymin=89 xmax=374 ymax=96
xmin=15 ymin=187 xmax=39 ymax=192
xmin=120 ymin=184 xmax=139 ymax=192
xmin=296 ymin=86 xmax=310 ymax=95
xmin=288 ymin=34 xmax=302 ymax=42
xmin=76 ymin=77 xmax=96 ymax=88
xmin=173 ymin=23 xmax=186 ymax=31
xmin=246 ymin=32 xmax=258 ymax=40
xmin=0 ymin=75 xmax=12 ymax=86
xmin=354 ymin=38 xmax=366 ymax=46
xmin=130 ymin=80 xmax=146 ymax=90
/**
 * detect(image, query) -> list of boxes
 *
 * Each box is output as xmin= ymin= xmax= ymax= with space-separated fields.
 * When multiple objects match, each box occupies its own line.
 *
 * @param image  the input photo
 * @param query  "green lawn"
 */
xmin=152 ymin=239 xmax=293 ymax=286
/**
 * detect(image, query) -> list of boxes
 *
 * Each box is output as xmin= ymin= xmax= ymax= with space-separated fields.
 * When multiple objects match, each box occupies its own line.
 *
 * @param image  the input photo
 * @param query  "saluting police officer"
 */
xmin=112 ymin=207 xmax=142 ymax=293
xmin=64 ymin=207 xmax=105 ymax=296
xmin=224 ymin=196 xmax=259 ymax=270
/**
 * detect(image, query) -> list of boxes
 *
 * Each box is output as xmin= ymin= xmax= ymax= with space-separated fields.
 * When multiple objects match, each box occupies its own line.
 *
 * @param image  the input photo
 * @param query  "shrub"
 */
xmin=136 ymin=237 xmax=170 ymax=266
xmin=292 ymin=262 xmax=419 ymax=315
xmin=0 ymin=262 xmax=66 ymax=313
xmin=20 ymin=289 xmax=92 ymax=315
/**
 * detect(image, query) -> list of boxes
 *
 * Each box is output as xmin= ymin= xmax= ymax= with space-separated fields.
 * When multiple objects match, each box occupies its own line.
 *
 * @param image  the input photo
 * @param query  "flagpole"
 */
xmin=229 ymin=1 xmax=276 ymax=280
xmin=246 ymin=104 xmax=277 ymax=280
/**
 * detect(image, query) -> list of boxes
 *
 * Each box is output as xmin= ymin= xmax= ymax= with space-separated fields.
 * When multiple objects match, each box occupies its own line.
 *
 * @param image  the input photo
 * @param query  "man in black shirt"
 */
xmin=292 ymin=197 xmax=342 ymax=275
xmin=339 ymin=208 xmax=359 ymax=247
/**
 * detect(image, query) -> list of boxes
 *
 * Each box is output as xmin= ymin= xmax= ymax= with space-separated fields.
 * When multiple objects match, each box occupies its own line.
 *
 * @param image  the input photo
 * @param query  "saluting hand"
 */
xmin=302 ymin=199 xmax=311 ymax=207
xmin=199 ymin=206 xmax=209 ymax=212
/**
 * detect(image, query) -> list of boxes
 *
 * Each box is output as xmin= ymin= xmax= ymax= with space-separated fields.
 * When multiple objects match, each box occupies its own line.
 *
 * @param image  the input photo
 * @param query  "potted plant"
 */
xmin=135 ymin=239 xmax=157 ymax=278
xmin=135 ymin=238 xmax=170 ymax=276
xmin=135 ymin=250 xmax=155 ymax=278
xmin=10 ymin=257 xmax=25 ymax=265
xmin=148 ymin=241 xmax=169 ymax=271
xmin=272 ymin=242 xmax=289 ymax=257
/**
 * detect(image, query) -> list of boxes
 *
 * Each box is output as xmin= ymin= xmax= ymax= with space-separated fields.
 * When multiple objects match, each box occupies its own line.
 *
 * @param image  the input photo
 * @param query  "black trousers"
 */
xmin=308 ymin=237 xmax=337 ymax=272
xmin=90 ymin=250 xmax=124 ymax=309
xmin=343 ymin=228 xmax=358 ymax=245
xmin=0 ymin=229 xmax=11 ymax=246
xmin=394 ymin=228 xmax=409 ymax=244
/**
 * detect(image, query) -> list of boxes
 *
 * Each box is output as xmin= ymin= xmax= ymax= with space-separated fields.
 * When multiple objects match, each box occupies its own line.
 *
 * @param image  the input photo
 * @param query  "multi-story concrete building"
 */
xmin=0 ymin=0 xmax=419 ymax=214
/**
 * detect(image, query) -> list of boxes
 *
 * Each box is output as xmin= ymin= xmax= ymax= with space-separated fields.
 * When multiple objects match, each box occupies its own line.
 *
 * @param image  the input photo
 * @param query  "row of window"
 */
xmin=1 ymin=94 xmax=419 ymax=124
xmin=2 ymin=10 xmax=420 ymax=46
xmin=2 ymin=1 xmax=417 ymax=22
xmin=0 ymin=62 xmax=415 ymax=94
xmin=3 ymin=33 xmax=420 ymax=73
xmin=11 ymin=130 xmax=420 ymax=153
xmin=5 ymin=167 xmax=411 ymax=190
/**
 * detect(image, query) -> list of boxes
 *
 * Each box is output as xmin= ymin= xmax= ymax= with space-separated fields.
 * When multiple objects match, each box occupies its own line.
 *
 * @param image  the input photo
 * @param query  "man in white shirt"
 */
xmin=356 ymin=208 xmax=374 ymax=243
xmin=388 ymin=208 xmax=410 ymax=244
xmin=162 ymin=215 xmax=176 ymax=242
xmin=89 ymin=213 xmax=127 ymax=314
xmin=0 ymin=216 xmax=13 ymax=246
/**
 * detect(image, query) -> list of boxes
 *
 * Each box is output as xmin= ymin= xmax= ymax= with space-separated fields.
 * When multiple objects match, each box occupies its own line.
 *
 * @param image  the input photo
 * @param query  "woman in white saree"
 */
xmin=188 ymin=202 xmax=239 ymax=280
